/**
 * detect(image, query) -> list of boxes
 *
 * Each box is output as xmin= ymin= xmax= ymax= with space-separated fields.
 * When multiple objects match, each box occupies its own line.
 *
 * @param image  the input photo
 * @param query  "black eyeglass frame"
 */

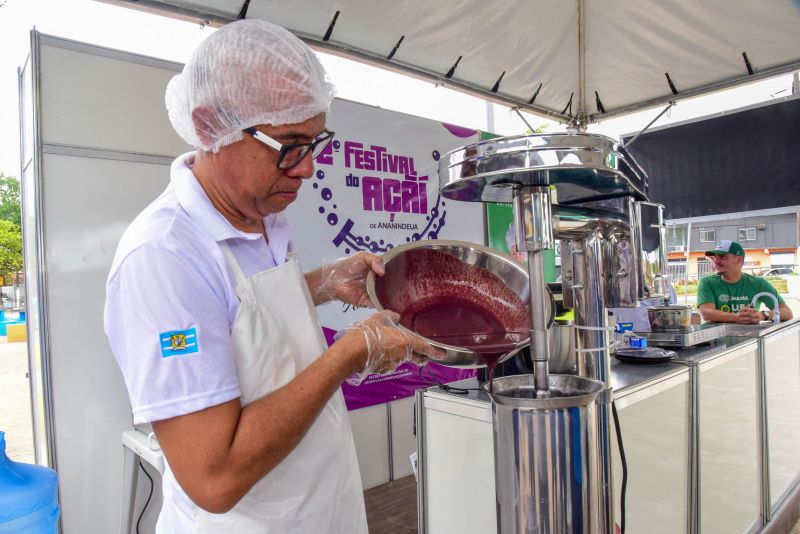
xmin=242 ymin=127 xmax=335 ymax=170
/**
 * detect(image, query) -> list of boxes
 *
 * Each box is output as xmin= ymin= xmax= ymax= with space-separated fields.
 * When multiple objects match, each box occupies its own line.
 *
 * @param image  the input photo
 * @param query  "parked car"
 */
xmin=762 ymin=267 xmax=794 ymax=276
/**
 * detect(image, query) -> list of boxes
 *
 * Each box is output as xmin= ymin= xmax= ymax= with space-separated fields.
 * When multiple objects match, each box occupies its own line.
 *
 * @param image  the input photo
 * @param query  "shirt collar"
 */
xmin=171 ymin=151 xmax=263 ymax=242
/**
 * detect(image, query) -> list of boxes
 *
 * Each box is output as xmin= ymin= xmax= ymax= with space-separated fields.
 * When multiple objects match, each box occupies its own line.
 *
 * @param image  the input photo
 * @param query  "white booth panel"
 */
xmin=389 ymin=396 xmax=416 ymax=480
xmin=39 ymin=39 xmax=188 ymax=157
xmin=424 ymin=407 xmax=495 ymax=534
xmin=699 ymin=345 xmax=761 ymax=534
xmin=21 ymin=159 xmax=49 ymax=465
xmin=42 ymin=153 xmax=170 ymax=532
xmin=765 ymin=327 xmax=800 ymax=508
xmin=611 ymin=374 xmax=690 ymax=534
xmin=349 ymin=404 xmax=391 ymax=490
xmin=19 ymin=54 xmax=34 ymax=167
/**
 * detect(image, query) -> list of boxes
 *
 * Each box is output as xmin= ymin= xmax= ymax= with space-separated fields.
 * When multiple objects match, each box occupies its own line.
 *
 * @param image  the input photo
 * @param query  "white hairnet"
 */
xmin=166 ymin=19 xmax=335 ymax=152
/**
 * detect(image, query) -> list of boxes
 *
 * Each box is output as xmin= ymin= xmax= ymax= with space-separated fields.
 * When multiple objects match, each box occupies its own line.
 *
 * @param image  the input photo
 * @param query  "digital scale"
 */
xmin=634 ymin=323 xmax=727 ymax=348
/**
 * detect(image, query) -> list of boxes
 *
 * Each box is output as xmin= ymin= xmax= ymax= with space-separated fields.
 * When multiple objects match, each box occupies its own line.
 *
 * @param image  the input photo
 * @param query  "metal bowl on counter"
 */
xmin=514 ymin=320 xmax=576 ymax=374
xmin=366 ymin=239 xmax=554 ymax=367
xmin=647 ymin=305 xmax=692 ymax=331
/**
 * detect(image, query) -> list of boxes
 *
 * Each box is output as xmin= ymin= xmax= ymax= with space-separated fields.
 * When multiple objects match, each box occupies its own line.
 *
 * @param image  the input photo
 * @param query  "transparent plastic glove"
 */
xmin=335 ymin=311 xmax=446 ymax=385
xmin=315 ymin=252 xmax=384 ymax=307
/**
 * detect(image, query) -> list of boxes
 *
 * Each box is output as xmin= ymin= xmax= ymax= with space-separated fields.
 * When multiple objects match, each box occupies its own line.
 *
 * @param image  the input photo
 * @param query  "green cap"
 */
xmin=705 ymin=240 xmax=745 ymax=257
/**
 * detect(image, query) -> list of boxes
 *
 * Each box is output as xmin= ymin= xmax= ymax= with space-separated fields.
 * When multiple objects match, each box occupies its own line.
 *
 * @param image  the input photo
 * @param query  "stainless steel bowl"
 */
xmin=547 ymin=321 xmax=577 ymax=373
xmin=366 ymin=239 xmax=553 ymax=367
xmin=647 ymin=305 xmax=692 ymax=331
xmin=514 ymin=320 xmax=576 ymax=374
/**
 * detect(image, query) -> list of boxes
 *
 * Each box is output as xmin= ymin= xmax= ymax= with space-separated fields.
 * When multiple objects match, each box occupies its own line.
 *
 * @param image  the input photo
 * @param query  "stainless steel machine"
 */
xmin=439 ymin=132 xmax=656 ymax=533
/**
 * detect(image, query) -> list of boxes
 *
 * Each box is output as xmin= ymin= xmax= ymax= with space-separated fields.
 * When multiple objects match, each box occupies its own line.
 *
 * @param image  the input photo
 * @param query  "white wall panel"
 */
xmin=699 ymin=345 xmax=760 ymax=534
xmin=42 ymin=153 xmax=170 ymax=532
xmin=389 ymin=396 xmax=416 ymax=480
xmin=349 ymin=404 xmax=390 ymax=490
xmin=765 ymin=328 xmax=800 ymax=508
xmin=40 ymin=38 xmax=187 ymax=157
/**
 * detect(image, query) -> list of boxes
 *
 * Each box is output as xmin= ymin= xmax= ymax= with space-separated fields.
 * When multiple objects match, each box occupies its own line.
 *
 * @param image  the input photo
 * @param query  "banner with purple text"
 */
xmin=285 ymin=99 xmax=483 ymax=410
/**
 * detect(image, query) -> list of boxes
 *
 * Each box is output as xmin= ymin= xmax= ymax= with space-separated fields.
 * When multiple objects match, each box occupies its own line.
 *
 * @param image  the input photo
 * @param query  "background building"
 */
xmin=666 ymin=210 xmax=799 ymax=281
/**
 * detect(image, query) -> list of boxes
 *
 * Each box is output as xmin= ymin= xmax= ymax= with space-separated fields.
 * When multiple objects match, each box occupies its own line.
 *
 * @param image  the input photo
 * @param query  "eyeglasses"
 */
xmin=243 ymin=127 xmax=335 ymax=170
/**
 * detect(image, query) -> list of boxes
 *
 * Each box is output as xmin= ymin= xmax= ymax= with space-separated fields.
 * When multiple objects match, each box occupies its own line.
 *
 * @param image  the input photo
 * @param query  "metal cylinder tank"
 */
xmin=489 ymin=375 xmax=605 ymax=534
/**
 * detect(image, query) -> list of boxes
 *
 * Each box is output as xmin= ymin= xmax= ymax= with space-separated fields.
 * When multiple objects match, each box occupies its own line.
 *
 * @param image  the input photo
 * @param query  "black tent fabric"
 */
xmin=623 ymin=97 xmax=800 ymax=219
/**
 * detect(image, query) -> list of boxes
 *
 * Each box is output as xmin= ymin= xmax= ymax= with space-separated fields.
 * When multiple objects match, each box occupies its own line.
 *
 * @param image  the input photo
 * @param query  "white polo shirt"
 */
xmin=104 ymin=152 xmax=293 ymax=425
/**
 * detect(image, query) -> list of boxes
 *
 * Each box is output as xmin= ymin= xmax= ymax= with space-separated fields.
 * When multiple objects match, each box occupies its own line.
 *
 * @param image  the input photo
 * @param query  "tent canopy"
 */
xmin=101 ymin=0 xmax=800 ymax=124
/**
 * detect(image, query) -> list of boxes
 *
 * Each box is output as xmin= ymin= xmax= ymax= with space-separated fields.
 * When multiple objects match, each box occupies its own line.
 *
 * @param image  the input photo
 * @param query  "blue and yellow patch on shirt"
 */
xmin=160 ymin=328 xmax=199 ymax=358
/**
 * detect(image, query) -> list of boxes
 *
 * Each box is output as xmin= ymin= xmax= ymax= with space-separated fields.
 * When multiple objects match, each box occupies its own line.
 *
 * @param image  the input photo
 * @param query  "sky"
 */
xmin=0 ymin=0 xmax=796 ymax=179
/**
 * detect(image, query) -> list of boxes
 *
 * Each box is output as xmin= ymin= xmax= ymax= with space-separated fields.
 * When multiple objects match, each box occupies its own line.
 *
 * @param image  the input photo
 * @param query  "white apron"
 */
xmin=158 ymin=243 xmax=367 ymax=534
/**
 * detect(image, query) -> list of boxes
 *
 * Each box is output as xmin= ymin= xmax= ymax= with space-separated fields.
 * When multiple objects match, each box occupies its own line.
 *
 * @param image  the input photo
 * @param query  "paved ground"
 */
xmin=0 ymin=335 xmax=34 ymax=463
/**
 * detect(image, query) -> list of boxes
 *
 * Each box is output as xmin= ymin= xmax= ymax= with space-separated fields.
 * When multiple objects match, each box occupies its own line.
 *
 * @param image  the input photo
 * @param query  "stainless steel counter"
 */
xmin=670 ymin=335 xmax=755 ymax=363
xmin=417 ymin=319 xmax=800 ymax=533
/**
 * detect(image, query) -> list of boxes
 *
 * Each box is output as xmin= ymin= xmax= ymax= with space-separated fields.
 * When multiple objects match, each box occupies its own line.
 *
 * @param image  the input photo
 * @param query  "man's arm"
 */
xmin=152 ymin=337 xmax=360 ymax=513
xmin=758 ymin=279 xmax=793 ymax=321
xmin=698 ymin=302 xmax=736 ymax=323
xmin=151 ymin=315 xmax=437 ymax=514
xmin=778 ymin=303 xmax=793 ymax=321
xmin=698 ymin=302 xmax=762 ymax=324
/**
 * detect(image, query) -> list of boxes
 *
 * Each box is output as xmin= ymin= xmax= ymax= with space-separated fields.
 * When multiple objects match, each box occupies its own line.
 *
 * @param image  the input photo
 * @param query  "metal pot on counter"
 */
xmin=647 ymin=304 xmax=692 ymax=331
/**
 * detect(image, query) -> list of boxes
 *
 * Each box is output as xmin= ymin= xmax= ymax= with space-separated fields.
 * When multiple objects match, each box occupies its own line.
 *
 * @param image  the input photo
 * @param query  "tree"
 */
xmin=0 ymin=174 xmax=21 ymax=227
xmin=0 ymin=174 xmax=22 ymax=292
xmin=0 ymin=220 xmax=22 ymax=276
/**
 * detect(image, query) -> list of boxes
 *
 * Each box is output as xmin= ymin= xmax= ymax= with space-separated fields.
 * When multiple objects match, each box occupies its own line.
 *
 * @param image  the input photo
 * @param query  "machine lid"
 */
xmin=438 ymin=133 xmax=648 ymax=204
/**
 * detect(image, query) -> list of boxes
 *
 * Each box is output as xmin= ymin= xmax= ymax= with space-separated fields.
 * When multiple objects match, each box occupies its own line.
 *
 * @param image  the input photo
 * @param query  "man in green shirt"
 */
xmin=697 ymin=240 xmax=793 ymax=324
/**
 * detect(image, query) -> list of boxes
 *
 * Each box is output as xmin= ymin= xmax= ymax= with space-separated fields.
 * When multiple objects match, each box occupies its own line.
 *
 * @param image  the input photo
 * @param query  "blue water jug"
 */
xmin=0 ymin=431 xmax=60 ymax=533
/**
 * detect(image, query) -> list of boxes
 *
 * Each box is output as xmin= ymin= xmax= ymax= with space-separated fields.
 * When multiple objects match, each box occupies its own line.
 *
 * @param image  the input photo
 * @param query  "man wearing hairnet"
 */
xmin=104 ymin=19 xmax=442 ymax=533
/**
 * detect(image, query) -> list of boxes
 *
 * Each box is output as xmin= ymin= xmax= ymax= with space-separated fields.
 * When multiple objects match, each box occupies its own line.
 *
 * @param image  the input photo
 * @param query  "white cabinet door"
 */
xmin=699 ymin=343 xmax=761 ymax=534
xmin=611 ymin=371 xmax=690 ymax=534
xmin=764 ymin=326 xmax=800 ymax=509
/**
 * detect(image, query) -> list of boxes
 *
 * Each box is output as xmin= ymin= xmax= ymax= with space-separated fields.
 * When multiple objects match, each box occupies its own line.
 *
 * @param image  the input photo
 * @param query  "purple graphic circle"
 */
xmin=432 ymin=150 xmax=440 ymax=161
xmin=316 ymin=170 xmax=325 ymax=179
xmin=321 ymin=188 xmax=332 ymax=200
xmin=312 ymin=183 xmax=319 ymax=189
xmin=333 ymin=140 xmax=341 ymax=150
xmin=319 ymin=207 xmax=325 ymax=213
xmin=327 ymin=213 xmax=338 ymax=225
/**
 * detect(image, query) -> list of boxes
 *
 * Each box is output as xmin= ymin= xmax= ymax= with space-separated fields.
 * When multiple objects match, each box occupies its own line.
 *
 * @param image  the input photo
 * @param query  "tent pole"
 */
xmin=512 ymin=107 xmax=535 ymax=133
xmin=623 ymin=101 xmax=675 ymax=148
xmin=578 ymin=0 xmax=586 ymax=117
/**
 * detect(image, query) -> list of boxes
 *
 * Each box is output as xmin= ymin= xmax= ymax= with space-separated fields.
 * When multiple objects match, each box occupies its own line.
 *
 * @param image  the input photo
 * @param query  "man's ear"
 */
xmin=191 ymin=106 xmax=224 ymax=148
